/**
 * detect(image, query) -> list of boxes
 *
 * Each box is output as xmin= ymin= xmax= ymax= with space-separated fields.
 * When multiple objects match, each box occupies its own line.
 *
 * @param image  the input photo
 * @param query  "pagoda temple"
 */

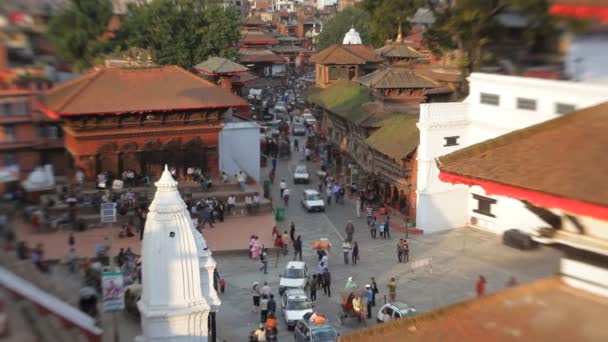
xmin=194 ymin=56 xmax=257 ymax=95
xmin=38 ymin=63 xmax=248 ymax=179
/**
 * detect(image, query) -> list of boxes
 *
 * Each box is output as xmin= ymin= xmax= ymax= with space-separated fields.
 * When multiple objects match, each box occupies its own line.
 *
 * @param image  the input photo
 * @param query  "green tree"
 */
xmin=359 ymin=0 xmax=423 ymax=47
xmin=116 ymin=0 xmax=241 ymax=69
xmin=47 ymin=0 xmax=114 ymax=71
xmin=424 ymin=0 xmax=587 ymax=75
xmin=316 ymin=6 xmax=370 ymax=51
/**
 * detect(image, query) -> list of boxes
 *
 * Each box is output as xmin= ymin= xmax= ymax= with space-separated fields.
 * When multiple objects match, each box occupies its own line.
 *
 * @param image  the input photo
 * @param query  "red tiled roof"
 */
xmin=41 ymin=65 xmax=248 ymax=116
xmin=241 ymin=30 xmax=279 ymax=45
xmin=243 ymin=16 xmax=267 ymax=27
xmin=341 ymin=277 xmax=608 ymax=342
xmin=438 ymin=102 xmax=608 ymax=216
xmin=310 ymin=44 xmax=384 ymax=65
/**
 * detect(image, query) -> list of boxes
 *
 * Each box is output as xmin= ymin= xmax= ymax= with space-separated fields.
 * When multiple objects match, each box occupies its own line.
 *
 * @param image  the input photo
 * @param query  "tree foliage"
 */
xmin=423 ymin=0 xmax=586 ymax=75
xmin=316 ymin=6 xmax=370 ymax=51
xmin=359 ymin=0 xmax=423 ymax=47
xmin=47 ymin=0 xmax=114 ymax=72
xmin=116 ymin=0 xmax=241 ymax=70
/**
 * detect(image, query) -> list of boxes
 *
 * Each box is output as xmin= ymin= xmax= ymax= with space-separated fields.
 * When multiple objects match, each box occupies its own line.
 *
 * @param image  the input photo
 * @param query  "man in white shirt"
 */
xmin=279 ymin=180 xmax=287 ymax=197
xmin=342 ymin=240 xmax=352 ymax=265
xmin=253 ymin=193 xmax=261 ymax=212
xmin=237 ymin=171 xmax=246 ymax=191
xmin=282 ymin=188 xmax=290 ymax=206
xmin=245 ymin=195 xmax=253 ymax=213
xmin=227 ymin=195 xmax=236 ymax=214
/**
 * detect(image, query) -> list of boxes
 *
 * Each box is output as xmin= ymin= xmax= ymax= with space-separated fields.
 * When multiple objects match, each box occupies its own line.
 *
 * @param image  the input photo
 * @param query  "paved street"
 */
xmin=44 ymin=134 xmax=563 ymax=342
xmin=212 ymin=135 xmax=564 ymax=341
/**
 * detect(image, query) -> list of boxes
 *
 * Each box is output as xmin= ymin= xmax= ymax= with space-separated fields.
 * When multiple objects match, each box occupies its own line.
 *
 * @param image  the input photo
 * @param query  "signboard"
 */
xmin=100 ymin=202 xmax=117 ymax=223
xmin=101 ymin=272 xmax=124 ymax=313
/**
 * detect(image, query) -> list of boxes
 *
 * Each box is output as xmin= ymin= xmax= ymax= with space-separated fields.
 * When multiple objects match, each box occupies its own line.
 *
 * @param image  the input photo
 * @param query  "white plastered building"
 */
xmin=138 ymin=166 xmax=219 ymax=341
xmin=416 ymin=73 xmax=608 ymax=234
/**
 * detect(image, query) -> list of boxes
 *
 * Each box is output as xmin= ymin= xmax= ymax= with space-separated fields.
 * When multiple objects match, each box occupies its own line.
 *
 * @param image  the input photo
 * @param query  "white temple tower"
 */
xmin=191 ymin=228 xmax=222 ymax=317
xmin=343 ymin=27 xmax=362 ymax=45
xmin=138 ymin=166 xmax=211 ymax=341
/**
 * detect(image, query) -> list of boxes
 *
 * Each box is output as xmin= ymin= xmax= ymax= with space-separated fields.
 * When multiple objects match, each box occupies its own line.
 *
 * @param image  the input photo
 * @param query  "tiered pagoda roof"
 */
xmin=241 ymin=30 xmax=279 ymax=45
xmin=41 ymin=65 xmax=248 ymax=116
xmin=357 ymin=67 xmax=440 ymax=90
xmin=239 ymin=48 xmax=286 ymax=64
xmin=194 ymin=57 xmax=249 ymax=75
xmin=310 ymin=44 xmax=383 ymax=65
xmin=374 ymin=43 xmax=426 ymax=59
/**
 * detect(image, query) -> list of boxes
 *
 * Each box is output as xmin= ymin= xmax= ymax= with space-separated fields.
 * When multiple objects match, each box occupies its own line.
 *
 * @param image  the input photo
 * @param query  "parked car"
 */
xmin=281 ymin=289 xmax=313 ymax=329
xmin=293 ymin=165 xmax=310 ymax=184
xmin=274 ymin=101 xmax=287 ymax=113
xmin=279 ymin=261 xmax=309 ymax=295
xmin=503 ymin=229 xmax=539 ymax=250
xmin=292 ymin=122 xmax=307 ymax=136
xmin=294 ymin=320 xmax=339 ymax=342
xmin=301 ymin=189 xmax=325 ymax=212
xmin=377 ymin=302 xmax=417 ymax=323
xmin=302 ymin=113 xmax=317 ymax=126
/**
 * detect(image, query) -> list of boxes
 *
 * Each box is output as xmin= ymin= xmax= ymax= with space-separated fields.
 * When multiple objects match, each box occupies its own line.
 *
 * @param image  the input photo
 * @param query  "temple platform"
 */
xmin=12 ymin=210 xmax=275 ymax=261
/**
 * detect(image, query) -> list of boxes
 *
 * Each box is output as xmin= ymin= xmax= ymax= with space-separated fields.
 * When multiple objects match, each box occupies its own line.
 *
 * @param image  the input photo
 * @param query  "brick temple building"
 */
xmin=38 ymin=64 xmax=248 ymax=180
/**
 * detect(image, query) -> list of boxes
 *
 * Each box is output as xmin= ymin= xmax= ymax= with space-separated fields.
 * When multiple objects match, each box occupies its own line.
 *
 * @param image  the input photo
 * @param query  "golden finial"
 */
xmin=146 ymin=53 xmax=153 ymax=66
xmin=396 ymin=18 xmax=403 ymax=44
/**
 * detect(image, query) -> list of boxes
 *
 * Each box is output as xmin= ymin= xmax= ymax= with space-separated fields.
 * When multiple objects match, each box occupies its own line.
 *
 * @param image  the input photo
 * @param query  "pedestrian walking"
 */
xmin=351 ymin=241 xmax=359 ymax=265
xmin=310 ymin=274 xmax=317 ymax=302
xmin=201 ymin=206 xmax=214 ymax=229
xmin=322 ymin=267 xmax=331 ymax=297
xmin=379 ymin=222 xmax=385 ymax=239
xmin=294 ymin=139 xmax=299 ymax=151
xmin=283 ymin=188 xmax=290 ymax=206
xmin=387 ymin=277 xmax=397 ymax=302
xmin=267 ymin=294 xmax=276 ymax=315
xmin=68 ymin=233 xmax=75 ymax=248
xmin=279 ymin=180 xmax=287 ymax=197
xmin=289 ymin=221 xmax=296 ymax=242
xmin=281 ymin=231 xmax=290 ymax=255
xmin=260 ymin=295 xmax=269 ymax=323
xmin=293 ymin=235 xmax=303 ymax=261
xmin=402 ymin=240 xmax=409 ymax=263
xmin=384 ymin=215 xmax=391 ymax=238
xmin=355 ymin=197 xmax=361 ymax=218
xmin=397 ymin=239 xmax=404 ymax=263
xmin=342 ymin=240 xmax=351 ymax=265
xmin=476 ymin=275 xmax=486 ymax=297
xmin=366 ymin=205 xmax=373 ymax=226
xmin=259 ymin=248 xmax=268 ymax=274
xmin=326 ymin=186 xmax=332 ymax=205
xmin=345 ymin=220 xmax=355 ymax=242
xmin=366 ymin=284 xmax=373 ymax=319
xmin=370 ymin=277 xmax=379 ymax=306
xmin=249 ymin=235 xmax=256 ymax=259
xmin=252 ymin=282 xmax=261 ymax=312
xmin=369 ymin=216 xmax=377 ymax=239
xmin=261 ymin=281 xmax=271 ymax=297
xmin=219 ymin=278 xmax=226 ymax=293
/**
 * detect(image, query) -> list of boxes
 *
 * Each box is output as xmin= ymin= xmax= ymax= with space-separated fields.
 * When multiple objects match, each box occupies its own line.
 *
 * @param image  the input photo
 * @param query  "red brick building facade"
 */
xmin=39 ymin=65 xmax=247 ymax=180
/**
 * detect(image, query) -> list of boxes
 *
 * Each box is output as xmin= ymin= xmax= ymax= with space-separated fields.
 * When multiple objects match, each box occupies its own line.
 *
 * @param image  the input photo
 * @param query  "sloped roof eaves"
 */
xmin=437 ymin=102 xmax=608 ymax=207
xmin=194 ymin=57 xmax=249 ymax=75
xmin=42 ymin=65 xmax=248 ymax=115
xmin=366 ymin=115 xmax=419 ymax=160
xmin=310 ymin=45 xmax=383 ymax=65
xmin=309 ymin=80 xmax=374 ymax=124
xmin=374 ymin=45 xmax=425 ymax=59
xmin=358 ymin=69 xmax=440 ymax=89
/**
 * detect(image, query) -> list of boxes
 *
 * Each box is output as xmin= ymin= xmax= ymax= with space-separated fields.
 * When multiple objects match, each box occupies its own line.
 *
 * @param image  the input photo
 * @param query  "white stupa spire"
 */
xmin=343 ymin=26 xmax=362 ymax=45
xmin=138 ymin=164 xmax=211 ymax=341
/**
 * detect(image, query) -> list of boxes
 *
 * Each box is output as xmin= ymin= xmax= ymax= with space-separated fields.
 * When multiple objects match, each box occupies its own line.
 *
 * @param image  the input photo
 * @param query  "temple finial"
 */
xmin=396 ymin=19 xmax=403 ymax=44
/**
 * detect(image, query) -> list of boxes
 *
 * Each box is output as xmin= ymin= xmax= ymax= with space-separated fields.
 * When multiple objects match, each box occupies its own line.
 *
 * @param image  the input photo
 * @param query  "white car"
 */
xmin=279 ymin=261 xmax=309 ymax=295
xmin=377 ymin=302 xmax=417 ymax=323
xmin=293 ymin=165 xmax=310 ymax=184
xmin=292 ymin=122 xmax=306 ymax=136
xmin=301 ymin=189 xmax=324 ymax=212
xmin=302 ymin=113 xmax=316 ymax=126
xmin=281 ymin=288 xmax=313 ymax=330
xmin=274 ymin=101 xmax=287 ymax=113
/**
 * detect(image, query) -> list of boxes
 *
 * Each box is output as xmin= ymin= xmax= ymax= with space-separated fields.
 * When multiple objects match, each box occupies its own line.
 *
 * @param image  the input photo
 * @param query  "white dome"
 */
xmin=343 ymin=27 xmax=362 ymax=45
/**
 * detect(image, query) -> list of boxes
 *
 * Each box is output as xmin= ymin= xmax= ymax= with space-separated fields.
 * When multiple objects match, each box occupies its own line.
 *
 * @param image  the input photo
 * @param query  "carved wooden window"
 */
xmin=444 ymin=136 xmax=460 ymax=147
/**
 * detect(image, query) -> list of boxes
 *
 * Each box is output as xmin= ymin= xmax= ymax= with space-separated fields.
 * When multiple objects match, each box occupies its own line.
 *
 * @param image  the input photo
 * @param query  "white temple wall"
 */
xmin=219 ymin=122 xmax=261 ymax=183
